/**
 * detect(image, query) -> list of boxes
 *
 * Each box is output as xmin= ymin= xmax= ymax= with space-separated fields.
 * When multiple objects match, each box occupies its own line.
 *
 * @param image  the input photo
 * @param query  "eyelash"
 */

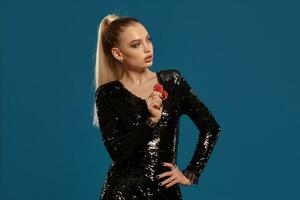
xmin=132 ymin=37 xmax=152 ymax=48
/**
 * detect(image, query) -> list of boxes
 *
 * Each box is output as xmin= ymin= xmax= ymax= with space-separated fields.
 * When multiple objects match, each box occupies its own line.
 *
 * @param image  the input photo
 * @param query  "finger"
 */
xmin=165 ymin=178 xmax=179 ymax=188
xmin=153 ymin=96 xmax=162 ymax=104
xmin=185 ymin=178 xmax=192 ymax=185
xmin=159 ymin=175 xmax=177 ymax=186
xmin=163 ymin=162 xmax=177 ymax=170
xmin=152 ymin=91 xmax=163 ymax=98
xmin=157 ymin=171 xmax=172 ymax=179
xmin=153 ymin=105 xmax=160 ymax=110
xmin=153 ymin=102 xmax=161 ymax=109
xmin=159 ymin=104 xmax=163 ymax=109
xmin=153 ymin=101 xmax=162 ymax=110
xmin=147 ymin=92 xmax=156 ymax=99
xmin=153 ymin=99 xmax=161 ymax=107
xmin=151 ymin=97 xmax=162 ymax=109
xmin=147 ymin=100 xmax=153 ymax=107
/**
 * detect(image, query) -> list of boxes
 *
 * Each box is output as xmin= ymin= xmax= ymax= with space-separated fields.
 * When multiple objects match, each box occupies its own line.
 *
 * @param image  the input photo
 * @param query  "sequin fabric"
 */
xmin=95 ymin=69 xmax=221 ymax=199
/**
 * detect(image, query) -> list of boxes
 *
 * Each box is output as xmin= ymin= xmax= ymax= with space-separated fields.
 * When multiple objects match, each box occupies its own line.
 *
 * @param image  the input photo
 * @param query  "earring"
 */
xmin=120 ymin=59 xmax=124 ymax=63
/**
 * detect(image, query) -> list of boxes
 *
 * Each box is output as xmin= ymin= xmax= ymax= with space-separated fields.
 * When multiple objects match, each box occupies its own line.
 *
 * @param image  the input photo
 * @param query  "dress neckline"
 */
xmin=116 ymin=70 xmax=163 ymax=102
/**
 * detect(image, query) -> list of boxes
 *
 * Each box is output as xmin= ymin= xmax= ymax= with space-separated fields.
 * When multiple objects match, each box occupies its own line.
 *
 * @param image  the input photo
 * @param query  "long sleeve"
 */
xmin=95 ymin=86 xmax=154 ymax=164
xmin=175 ymin=70 xmax=221 ymax=185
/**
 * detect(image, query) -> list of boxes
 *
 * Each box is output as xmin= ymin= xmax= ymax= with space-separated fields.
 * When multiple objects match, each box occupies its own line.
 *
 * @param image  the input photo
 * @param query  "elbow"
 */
xmin=214 ymin=123 xmax=221 ymax=136
xmin=207 ymin=121 xmax=221 ymax=134
xmin=207 ymin=122 xmax=221 ymax=137
xmin=199 ymin=121 xmax=221 ymax=136
xmin=216 ymin=124 xmax=221 ymax=133
xmin=212 ymin=118 xmax=221 ymax=133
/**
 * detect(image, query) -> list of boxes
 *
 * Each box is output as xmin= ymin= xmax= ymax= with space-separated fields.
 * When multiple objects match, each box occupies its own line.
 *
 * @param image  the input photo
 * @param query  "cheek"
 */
xmin=124 ymin=49 xmax=145 ymax=62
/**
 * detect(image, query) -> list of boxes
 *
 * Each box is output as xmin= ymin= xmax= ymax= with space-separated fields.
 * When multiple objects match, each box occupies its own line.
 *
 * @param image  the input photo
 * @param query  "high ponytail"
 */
xmin=92 ymin=14 xmax=139 ymax=128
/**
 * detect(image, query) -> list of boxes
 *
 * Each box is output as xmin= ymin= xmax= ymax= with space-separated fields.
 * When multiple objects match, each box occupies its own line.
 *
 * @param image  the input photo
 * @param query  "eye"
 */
xmin=132 ymin=43 xmax=140 ymax=48
xmin=131 ymin=36 xmax=152 ymax=48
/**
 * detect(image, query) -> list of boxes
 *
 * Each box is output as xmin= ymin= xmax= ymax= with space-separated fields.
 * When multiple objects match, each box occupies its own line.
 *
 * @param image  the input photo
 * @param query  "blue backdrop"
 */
xmin=1 ymin=0 xmax=299 ymax=199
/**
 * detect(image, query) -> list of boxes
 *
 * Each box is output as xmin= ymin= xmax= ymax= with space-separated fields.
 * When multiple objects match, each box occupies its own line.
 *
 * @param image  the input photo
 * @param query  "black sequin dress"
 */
xmin=95 ymin=69 xmax=221 ymax=199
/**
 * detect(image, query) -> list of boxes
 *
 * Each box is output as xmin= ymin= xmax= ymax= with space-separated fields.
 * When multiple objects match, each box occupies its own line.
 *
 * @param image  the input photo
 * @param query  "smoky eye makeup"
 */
xmin=130 ymin=35 xmax=152 ymax=48
xmin=131 ymin=43 xmax=140 ymax=48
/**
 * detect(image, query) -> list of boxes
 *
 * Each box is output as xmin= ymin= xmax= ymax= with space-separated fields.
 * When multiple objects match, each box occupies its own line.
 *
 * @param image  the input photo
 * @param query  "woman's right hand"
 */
xmin=145 ymin=91 xmax=163 ymax=123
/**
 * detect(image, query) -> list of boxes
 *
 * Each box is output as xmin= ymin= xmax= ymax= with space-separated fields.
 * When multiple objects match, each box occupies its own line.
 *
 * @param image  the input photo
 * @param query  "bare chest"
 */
xmin=125 ymin=78 xmax=158 ymax=100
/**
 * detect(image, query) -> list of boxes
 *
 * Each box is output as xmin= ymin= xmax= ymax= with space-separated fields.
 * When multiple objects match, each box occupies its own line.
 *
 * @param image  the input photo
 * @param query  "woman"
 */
xmin=92 ymin=14 xmax=221 ymax=200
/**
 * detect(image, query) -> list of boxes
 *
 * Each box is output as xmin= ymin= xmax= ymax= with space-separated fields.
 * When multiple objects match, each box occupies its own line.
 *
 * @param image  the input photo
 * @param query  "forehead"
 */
xmin=119 ymin=23 xmax=148 ymax=41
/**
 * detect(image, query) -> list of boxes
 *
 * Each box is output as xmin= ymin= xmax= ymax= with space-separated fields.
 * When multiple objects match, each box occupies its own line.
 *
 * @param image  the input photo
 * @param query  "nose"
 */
xmin=143 ymin=42 xmax=151 ymax=53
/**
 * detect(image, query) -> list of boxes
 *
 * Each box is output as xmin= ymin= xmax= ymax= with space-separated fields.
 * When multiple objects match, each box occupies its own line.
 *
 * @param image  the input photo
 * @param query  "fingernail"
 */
xmin=161 ymin=162 xmax=164 ymax=166
xmin=156 ymin=175 xmax=159 ymax=179
xmin=158 ymin=182 xmax=162 ymax=186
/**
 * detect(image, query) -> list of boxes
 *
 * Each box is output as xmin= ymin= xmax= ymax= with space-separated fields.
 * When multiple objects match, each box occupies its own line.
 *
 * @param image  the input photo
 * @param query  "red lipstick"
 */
xmin=144 ymin=55 xmax=153 ymax=62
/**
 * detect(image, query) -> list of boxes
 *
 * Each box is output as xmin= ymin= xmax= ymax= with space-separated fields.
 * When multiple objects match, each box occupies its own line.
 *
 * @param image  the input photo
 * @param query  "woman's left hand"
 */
xmin=156 ymin=162 xmax=192 ymax=188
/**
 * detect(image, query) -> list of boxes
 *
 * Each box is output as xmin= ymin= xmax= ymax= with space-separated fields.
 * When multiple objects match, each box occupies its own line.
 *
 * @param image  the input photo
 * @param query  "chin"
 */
xmin=145 ymin=63 xmax=153 ymax=68
xmin=144 ymin=60 xmax=153 ymax=65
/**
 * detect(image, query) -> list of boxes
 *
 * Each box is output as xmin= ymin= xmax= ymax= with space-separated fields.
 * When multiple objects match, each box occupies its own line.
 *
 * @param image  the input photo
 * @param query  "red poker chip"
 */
xmin=162 ymin=90 xmax=168 ymax=100
xmin=153 ymin=83 xmax=168 ymax=100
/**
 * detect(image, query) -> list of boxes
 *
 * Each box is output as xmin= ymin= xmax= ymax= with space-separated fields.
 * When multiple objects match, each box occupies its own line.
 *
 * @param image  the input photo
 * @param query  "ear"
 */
xmin=111 ymin=47 xmax=123 ymax=62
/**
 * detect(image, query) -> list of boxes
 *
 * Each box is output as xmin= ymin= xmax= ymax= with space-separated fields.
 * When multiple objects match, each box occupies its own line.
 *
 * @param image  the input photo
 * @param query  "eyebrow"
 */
xmin=130 ymin=33 xmax=150 ymax=44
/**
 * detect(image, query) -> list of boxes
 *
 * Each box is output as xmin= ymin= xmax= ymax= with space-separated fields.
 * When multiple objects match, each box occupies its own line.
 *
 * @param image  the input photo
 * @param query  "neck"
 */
xmin=119 ymin=67 xmax=154 ymax=86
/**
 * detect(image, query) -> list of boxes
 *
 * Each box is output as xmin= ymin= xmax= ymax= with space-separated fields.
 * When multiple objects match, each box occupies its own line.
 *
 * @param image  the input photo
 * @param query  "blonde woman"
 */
xmin=93 ymin=14 xmax=221 ymax=200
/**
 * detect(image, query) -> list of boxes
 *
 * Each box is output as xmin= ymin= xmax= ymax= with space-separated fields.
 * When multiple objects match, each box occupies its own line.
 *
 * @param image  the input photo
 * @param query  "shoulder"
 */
xmin=159 ymin=68 xmax=181 ymax=78
xmin=95 ymin=80 xmax=118 ymax=101
xmin=159 ymin=68 xmax=181 ymax=76
xmin=159 ymin=68 xmax=183 ymax=84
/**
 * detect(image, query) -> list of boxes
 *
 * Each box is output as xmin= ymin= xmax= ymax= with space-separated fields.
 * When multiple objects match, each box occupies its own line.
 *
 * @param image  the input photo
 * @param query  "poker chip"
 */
xmin=153 ymin=83 xmax=168 ymax=100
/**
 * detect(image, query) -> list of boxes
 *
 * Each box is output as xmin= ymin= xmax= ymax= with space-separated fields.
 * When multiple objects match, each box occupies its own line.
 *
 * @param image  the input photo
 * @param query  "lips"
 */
xmin=144 ymin=55 xmax=153 ymax=61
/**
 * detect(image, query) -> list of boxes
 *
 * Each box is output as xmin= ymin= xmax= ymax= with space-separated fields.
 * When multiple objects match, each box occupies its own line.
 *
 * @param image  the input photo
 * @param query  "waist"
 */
xmin=111 ymin=150 xmax=175 ymax=167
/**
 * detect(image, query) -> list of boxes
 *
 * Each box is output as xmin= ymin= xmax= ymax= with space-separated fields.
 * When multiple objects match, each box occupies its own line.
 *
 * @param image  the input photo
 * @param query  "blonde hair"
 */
xmin=92 ymin=14 xmax=140 ymax=127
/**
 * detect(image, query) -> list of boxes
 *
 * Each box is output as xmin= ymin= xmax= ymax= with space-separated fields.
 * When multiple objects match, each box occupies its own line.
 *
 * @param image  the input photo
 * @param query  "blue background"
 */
xmin=1 ymin=0 xmax=299 ymax=199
